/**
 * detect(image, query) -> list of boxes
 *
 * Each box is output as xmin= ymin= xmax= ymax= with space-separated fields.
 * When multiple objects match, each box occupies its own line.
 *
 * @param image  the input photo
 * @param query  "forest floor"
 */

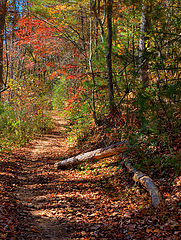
xmin=0 ymin=112 xmax=180 ymax=239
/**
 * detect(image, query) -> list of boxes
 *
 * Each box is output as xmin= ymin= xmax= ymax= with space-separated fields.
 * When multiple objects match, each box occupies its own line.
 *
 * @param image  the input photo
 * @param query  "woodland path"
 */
xmin=11 ymin=112 xmax=180 ymax=240
xmin=14 ymin=113 xmax=71 ymax=239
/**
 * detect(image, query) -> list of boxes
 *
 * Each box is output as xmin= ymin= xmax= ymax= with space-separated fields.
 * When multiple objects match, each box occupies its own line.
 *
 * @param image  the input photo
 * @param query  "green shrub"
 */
xmin=0 ymin=101 xmax=53 ymax=149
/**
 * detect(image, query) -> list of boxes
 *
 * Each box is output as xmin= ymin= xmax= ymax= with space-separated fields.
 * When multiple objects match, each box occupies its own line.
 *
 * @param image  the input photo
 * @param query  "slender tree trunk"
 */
xmin=106 ymin=0 xmax=115 ymax=113
xmin=9 ymin=0 xmax=17 ymax=81
xmin=94 ymin=0 xmax=99 ymax=58
xmin=138 ymin=3 xmax=151 ymax=126
xmin=92 ymin=0 xmax=105 ymax=42
xmin=139 ymin=3 xmax=149 ymax=88
xmin=0 ymin=0 xmax=7 ymax=97
xmin=80 ymin=7 xmax=87 ymax=55
xmin=89 ymin=0 xmax=97 ymax=124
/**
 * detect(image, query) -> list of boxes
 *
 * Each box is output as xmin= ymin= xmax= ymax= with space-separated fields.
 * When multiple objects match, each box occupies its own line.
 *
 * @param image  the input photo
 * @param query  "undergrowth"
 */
xmin=0 ymin=102 xmax=53 ymax=150
xmin=61 ymin=111 xmax=180 ymax=176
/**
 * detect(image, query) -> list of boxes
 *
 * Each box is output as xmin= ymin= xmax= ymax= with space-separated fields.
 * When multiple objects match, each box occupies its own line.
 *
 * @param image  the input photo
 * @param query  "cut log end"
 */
xmin=54 ymin=162 xmax=70 ymax=170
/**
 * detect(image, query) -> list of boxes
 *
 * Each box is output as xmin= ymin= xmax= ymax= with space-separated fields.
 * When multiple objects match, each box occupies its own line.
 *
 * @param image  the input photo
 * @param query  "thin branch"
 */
xmin=0 ymin=86 xmax=9 ymax=93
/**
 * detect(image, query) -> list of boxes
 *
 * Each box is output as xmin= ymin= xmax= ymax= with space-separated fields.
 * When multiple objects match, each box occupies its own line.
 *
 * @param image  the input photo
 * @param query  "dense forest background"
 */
xmin=0 ymin=0 xmax=180 ymax=171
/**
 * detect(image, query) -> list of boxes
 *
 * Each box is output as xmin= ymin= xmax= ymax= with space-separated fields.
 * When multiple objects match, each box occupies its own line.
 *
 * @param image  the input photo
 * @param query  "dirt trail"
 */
xmin=12 ymin=113 xmax=180 ymax=240
xmin=14 ymin=113 xmax=70 ymax=240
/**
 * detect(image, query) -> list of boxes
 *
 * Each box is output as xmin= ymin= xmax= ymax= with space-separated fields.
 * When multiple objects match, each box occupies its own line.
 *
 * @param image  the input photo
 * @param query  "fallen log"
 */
xmin=55 ymin=141 xmax=161 ymax=208
xmin=123 ymin=161 xmax=161 ymax=208
xmin=55 ymin=141 xmax=127 ymax=170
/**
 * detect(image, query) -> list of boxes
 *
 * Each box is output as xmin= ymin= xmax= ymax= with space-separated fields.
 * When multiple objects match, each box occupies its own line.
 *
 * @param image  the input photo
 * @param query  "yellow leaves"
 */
xmin=48 ymin=8 xmax=56 ymax=15
xmin=117 ymin=43 xmax=124 ymax=55
xmin=145 ymin=40 xmax=149 ymax=49
xmin=117 ymin=43 xmax=123 ymax=50
xmin=0 ymin=233 xmax=7 ymax=239
xmin=146 ymin=228 xmax=160 ymax=233
xmin=44 ymin=0 xmax=89 ymax=29
xmin=68 ymin=209 xmax=74 ymax=212
xmin=119 ymin=5 xmax=132 ymax=14
xmin=47 ymin=4 xmax=67 ymax=17
xmin=54 ymin=4 xmax=67 ymax=12
xmin=47 ymin=3 xmax=73 ymax=17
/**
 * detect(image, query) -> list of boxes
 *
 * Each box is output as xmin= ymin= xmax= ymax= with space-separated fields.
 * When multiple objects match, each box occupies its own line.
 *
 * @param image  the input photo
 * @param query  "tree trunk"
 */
xmin=55 ymin=141 xmax=127 ymax=169
xmin=94 ymin=0 xmax=99 ymax=57
xmin=139 ymin=3 xmax=149 ymax=87
xmin=0 ymin=0 xmax=7 ymax=97
xmin=92 ymin=0 xmax=105 ymax=42
xmin=89 ymin=0 xmax=97 ymax=124
xmin=106 ymin=0 xmax=116 ymax=112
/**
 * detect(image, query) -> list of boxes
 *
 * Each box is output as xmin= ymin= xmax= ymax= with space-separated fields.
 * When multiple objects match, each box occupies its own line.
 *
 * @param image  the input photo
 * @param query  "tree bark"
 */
xmin=55 ymin=141 xmax=127 ymax=169
xmin=139 ymin=3 xmax=149 ymax=88
xmin=89 ymin=0 xmax=97 ymax=124
xmin=106 ymin=0 xmax=116 ymax=112
xmin=0 ymin=0 xmax=7 ymax=98
xmin=92 ymin=0 xmax=105 ymax=42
